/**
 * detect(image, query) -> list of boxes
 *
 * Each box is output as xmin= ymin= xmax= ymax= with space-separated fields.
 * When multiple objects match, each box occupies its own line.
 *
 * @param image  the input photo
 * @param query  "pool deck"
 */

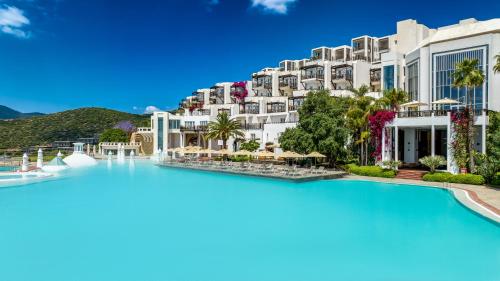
xmin=344 ymin=175 xmax=500 ymax=223
xmin=157 ymin=162 xmax=347 ymax=182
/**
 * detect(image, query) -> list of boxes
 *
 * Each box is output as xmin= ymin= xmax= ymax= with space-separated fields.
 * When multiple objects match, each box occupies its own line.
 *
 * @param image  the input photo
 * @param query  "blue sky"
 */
xmin=0 ymin=0 xmax=498 ymax=114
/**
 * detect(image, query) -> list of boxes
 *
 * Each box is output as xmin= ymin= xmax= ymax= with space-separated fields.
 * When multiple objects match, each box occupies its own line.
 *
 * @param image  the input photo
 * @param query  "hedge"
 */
xmin=346 ymin=164 xmax=396 ymax=178
xmin=423 ymin=172 xmax=485 ymax=185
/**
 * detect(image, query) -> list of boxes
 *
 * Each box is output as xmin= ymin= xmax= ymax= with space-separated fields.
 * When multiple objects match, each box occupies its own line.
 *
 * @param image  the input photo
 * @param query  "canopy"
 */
xmin=279 ymin=151 xmax=305 ymax=158
xmin=213 ymin=149 xmax=230 ymax=155
xmin=400 ymin=100 xmax=428 ymax=108
xmin=254 ymin=150 xmax=276 ymax=158
xmin=198 ymin=148 xmax=215 ymax=154
xmin=231 ymin=150 xmax=253 ymax=156
xmin=266 ymin=143 xmax=280 ymax=148
xmin=306 ymin=151 xmax=326 ymax=158
xmin=432 ymin=98 xmax=460 ymax=105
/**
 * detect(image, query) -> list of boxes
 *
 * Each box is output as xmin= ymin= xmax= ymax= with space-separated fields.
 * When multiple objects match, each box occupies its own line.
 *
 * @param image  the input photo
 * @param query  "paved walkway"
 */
xmin=344 ymin=175 xmax=500 ymax=223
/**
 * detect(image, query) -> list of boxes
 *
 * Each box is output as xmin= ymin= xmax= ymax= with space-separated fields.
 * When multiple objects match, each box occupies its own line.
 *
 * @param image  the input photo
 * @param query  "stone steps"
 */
xmin=396 ymin=170 xmax=427 ymax=180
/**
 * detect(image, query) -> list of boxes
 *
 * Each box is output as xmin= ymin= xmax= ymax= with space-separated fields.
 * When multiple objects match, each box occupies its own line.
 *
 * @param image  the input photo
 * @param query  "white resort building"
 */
xmin=150 ymin=18 xmax=500 ymax=173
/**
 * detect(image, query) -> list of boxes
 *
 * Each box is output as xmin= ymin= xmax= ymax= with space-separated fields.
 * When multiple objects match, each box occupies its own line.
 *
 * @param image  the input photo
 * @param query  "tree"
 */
xmin=379 ymin=88 xmax=408 ymax=111
xmin=452 ymin=58 xmax=485 ymax=172
xmin=346 ymin=85 xmax=379 ymax=165
xmin=99 ymin=128 xmax=129 ymax=143
xmin=494 ymin=54 xmax=500 ymax=74
xmin=206 ymin=112 xmax=244 ymax=149
xmin=279 ymin=90 xmax=350 ymax=167
xmin=240 ymin=140 xmax=260 ymax=152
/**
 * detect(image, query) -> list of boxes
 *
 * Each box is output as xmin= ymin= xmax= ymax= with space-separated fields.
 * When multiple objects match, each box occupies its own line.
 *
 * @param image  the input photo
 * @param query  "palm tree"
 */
xmin=452 ymin=58 xmax=485 ymax=172
xmin=379 ymin=88 xmax=408 ymax=111
xmin=494 ymin=54 xmax=500 ymax=73
xmin=347 ymin=85 xmax=379 ymax=165
xmin=206 ymin=112 xmax=244 ymax=150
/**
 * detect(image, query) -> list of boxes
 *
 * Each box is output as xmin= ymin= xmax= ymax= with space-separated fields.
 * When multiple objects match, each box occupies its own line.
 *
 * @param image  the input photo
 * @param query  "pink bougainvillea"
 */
xmin=188 ymin=102 xmax=202 ymax=113
xmin=230 ymin=81 xmax=248 ymax=101
xmin=368 ymin=110 xmax=396 ymax=161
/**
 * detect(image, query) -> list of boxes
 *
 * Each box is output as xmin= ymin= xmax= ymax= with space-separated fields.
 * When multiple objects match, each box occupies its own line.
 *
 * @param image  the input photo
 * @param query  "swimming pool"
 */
xmin=0 ymin=161 xmax=498 ymax=281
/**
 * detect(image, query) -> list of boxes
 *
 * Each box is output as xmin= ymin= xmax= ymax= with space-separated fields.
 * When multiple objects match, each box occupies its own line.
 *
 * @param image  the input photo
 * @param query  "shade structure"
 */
xmin=198 ymin=148 xmax=214 ymax=154
xmin=279 ymin=151 xmax=305 ymax=159
xmin=213 ymin=149 xmax=230 ymax=155
xmin=254 ymin=150 xmax=276 ymax=158
xmin=305 ymin=151 xmax=326 ymax=158
xmin=400 ymin=100 xmax=428 ymax=108
xmin=266 ymin=143 xmax=280 ymax=148
xmin=231 ymin=150 xmax=253 ymax=156
xmin=432 ymin=98 xmax=460 ymax=105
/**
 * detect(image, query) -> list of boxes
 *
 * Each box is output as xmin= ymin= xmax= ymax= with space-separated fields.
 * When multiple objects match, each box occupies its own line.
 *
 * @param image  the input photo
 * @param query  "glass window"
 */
xmin=157 ymin=117 xmax=163 ymax=151
xmin=383 ymin=65 xmax=394 ymax=90
xmin=407 ymin=61 xmax=419 ymax=101
xmin=168 ymin=120 xmax=180 ymax=129
xmin=434 ymin=48 xmax=485 ymax=109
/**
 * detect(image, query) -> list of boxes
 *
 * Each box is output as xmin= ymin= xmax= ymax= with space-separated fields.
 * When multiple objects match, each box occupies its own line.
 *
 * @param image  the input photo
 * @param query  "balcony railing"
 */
xmin=279 ymin=82 xmax=298 ymax=89
xmin=331 ymin=73 xmax=353 ymax=81
xmin=253 ymin=82 xmax=272 ymax=89
xmin=267 ymin=103 xmax=286 ymax=113
xmin=180 ymin=125 xmax=208 ymax=131
xmin=396 ymin=109 xmax=486 ymax=118
xmin=288 ymin=104 xmax=301 ymax=111
xmin=217 ymin=109 xmax=231 ymax=115
xmin=239 ymin=106 xmax=260 ymax=114
xmin=243 ymin=123 xmax=264 ymax=130
xmin=191 ymin=109 xmax=210 ymax=116
xmin=301 ymin=72 xmax=324 ymax=80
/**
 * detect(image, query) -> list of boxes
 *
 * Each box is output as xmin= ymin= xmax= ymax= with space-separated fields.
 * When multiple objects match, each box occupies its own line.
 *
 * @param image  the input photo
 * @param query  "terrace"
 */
xmin=238 ymin=102 xmax=260 ymax=115
xmin=331 ymin=65 xmax=353 ymax=85
xmin=209 ymin=86 xmax=225 ymax=105
xmin=288 ymin=96 xmax=305 ymax=111
xmin=370 ymin=68 xmax=381 ymax=92
xmin=266 ymin=101 xmax=287 ymax=114
xmin=252 ymin=74 xmax=272 ymax=97
xmin=278 ymin=74 xmax=298 ymax=96
xmin=192 ymin=91 xmax=205 ymax=104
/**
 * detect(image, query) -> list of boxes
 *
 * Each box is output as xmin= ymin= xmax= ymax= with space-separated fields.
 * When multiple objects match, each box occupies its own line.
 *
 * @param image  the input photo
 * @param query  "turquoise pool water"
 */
xmin=0 ymin=161 xmax=498 ymax=281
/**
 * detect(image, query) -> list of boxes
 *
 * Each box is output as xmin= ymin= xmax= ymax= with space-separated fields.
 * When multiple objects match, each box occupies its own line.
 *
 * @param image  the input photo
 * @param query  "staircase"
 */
xmin=395 ymin=169 xmax=427 ymax=180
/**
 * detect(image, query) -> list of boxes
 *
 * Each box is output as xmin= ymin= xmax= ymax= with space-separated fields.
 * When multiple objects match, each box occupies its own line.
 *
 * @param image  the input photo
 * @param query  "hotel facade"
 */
xmin=150 ymin=18 xmax=500 ymax=173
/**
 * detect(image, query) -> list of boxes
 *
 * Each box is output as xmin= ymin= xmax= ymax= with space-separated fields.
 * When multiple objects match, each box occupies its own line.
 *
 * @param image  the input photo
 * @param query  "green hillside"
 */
xmin=0 ymin=105 xmax=44 ymax=120
xmin=0 ymin=107 xmax=150 ymax=149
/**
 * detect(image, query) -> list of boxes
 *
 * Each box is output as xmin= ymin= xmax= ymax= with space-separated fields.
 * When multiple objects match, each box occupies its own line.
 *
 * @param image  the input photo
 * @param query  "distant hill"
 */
xmin=0 ymin=105 xmax=45 ymax=120
xmin=0 ymin=107 xmax=150 ymax=149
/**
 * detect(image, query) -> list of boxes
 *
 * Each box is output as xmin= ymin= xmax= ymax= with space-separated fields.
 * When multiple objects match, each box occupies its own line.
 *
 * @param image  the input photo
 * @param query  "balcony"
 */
xmin=209 ymin=86 xmax=225 ymax=105
xmin=301 ymin=70 xmax=324 ymax=81
xmin=396 ymin=109 xmax=486 ymax=119
xmin=288 ymin=96 xmax=304 ymax=111
xmin=180 ymin=125 xmax=208 ymax=131
xmin=267 ymin=102 xmax=286 ymax=114
xmin=217 ymin=108 xmax=231 ymax=115
xmin=239 ymin=103 xmax=260 ymax=114
xmin=243 ymin=123 xmax=264 ymax=130
xmin=190 ymin=109 xmax=210 ymax=116
xmin=192 ymin=91 xmax=205 ymax=103
xmin=331 ymin=65 xmax=353 ymax=83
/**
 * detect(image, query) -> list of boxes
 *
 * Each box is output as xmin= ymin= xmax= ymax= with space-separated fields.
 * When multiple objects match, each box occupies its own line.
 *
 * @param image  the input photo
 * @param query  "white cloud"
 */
xmin=251 ymin=0 xmax=296 ymax=14
xmin=144 ymin=105 xmax=160 ymax=114
xmin=0 ymin=5 xmax=30 ymax=38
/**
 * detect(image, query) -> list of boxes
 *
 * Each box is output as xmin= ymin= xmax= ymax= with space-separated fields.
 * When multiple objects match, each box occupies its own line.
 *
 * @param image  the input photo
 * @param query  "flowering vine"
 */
xmin=450 ymin=109 xmax=471 ymax=170
xmin=368 ymin=110 xmax=396 ymax=161
xmin=230 ymin=81 xmax=248 ymax=102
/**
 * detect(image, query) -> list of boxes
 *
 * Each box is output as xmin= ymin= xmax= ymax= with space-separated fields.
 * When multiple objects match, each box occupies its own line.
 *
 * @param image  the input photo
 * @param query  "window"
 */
xmin=407 ymin=61 xmax=419 ymax=101
xmin=433 ymin=48 xmax=486 ymax=109
xmin=157 ymin=117 xmax=164 ymax=150
xmin=168 ymin=120 xmax=180 ymax=129
xmin=200 ymin=121 xmax=208 ymax=126
xmin=185 ymin=121 xmax=195 ymax=128
xmin=383 ymin=65 xmax=394 ymax=90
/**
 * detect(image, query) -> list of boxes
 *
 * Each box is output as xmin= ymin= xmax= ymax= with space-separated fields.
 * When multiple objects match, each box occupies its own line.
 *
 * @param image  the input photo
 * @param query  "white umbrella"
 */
xmin=400 ymin=100 xmax=427 ymax=108
xmin=432 ymin=98 xmax=460 ymax=105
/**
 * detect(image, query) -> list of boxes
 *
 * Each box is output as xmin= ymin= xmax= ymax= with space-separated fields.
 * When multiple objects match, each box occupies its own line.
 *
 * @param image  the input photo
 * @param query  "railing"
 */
xmin=218 ymin=109 xmax=231 ymax=115
xmin=253 ymin=82 xmax=272 ymax=89
xmin=243 ymin=123 xmax=264 ymax=130
xmin=239 ymin=107 xmax=260 ymax=114
xmin=180 ymin=125 xmax=208 ymax=131
xmin=279 ymin=82 xmax=298 ymax=89
xmin=288 ymin=104 xmax=301 ymax=111
xmin=301 ymin=72 xmax=324 ymax=80
xmin=331 ymin=73 xmax=353 ymax=81
xmin=396 ymin=109 xmax=486 ymax=118
xmin=191 ymin=109 xmax=210 ymax=116
xmin=267 ymin=104 xmax=286 ymax=113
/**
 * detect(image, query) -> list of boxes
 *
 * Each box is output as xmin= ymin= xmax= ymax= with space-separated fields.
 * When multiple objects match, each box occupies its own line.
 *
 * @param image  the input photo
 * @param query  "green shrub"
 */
xmin=346 ymin=164 xmax=396 ymax=178
xmin=423 ymin=172 xmax=453 ymax=182
xmin=419 ymin=155 xmax=447 ymax=173
xmin=448 ymin=174 xmax=485 ymax=185
xmin=229 ymin=155 xmax=250 ymax=162
xmin=491 ymin=173 xmax=500 ymax=187
xmin=423 ymin=172 xmax=485 ymax=185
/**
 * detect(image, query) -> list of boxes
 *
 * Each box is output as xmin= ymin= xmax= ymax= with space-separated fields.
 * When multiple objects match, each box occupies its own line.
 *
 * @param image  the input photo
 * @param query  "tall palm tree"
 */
xmin=347 ymin=85 xmax=379 ymax=165
xmin=379 ymin=88 xmax=408 ymax=111
xmin=206 ymin=112 xmax=244 ymax=150
xmin=494 ymin=54 xmax=500 ymax=74
xmin=452 ymin=58 xmax=485 ymax=172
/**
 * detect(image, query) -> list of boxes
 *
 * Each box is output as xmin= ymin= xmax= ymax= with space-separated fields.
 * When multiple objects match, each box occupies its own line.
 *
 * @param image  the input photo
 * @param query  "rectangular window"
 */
xmin=157 ymin=117 xmax=164 ymax=151
xmin=433 ymin=48 xmax=486 ymax=109
xmin=407 ymin=61 xmax=419 ymax=101
xmin=383 ymin=65 xmax=394 ymax=90
xmin=168 ymin=120 xmax=180 ymax=129
xmin=200 ymin=121 xmax=208 ymax=126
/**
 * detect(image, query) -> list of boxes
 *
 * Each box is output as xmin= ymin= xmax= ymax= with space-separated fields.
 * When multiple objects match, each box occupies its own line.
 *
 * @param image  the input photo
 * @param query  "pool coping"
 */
xmin=156 ymin=163 xmax=347 ymax=182
xmin=342 ymin=175 xmax=500 ymax=224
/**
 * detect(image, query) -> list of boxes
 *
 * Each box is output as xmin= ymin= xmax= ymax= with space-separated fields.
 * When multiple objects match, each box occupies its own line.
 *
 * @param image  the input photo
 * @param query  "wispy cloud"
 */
xmin=0 ymin=5 xmax=30 ymax=38
xmin=144 ymin=105 xmax=160 ymax=114
xmin=251 ymin=0 xmax=297 ymax=14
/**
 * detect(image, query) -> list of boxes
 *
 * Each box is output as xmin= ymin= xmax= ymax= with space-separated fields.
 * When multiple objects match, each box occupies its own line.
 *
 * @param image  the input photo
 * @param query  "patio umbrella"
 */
xmin=213 ymin=149 xmax=230 ymax=155
xmin=400 ymin=100 xmax=427 ymax=108
xmin=231 ymin=150 xmax=253 ymax=156
xmin=306 ymin=151 xmax=326 ymax=166
xmin=198 ymin=148 xmax=215 ymax=158
xmin=254 ymin=150 xmax=276 ymax=160
xmin=280 ymin=151 xmax=305 ymax=159
xmin=431 ymin=98 xmax=460 ymax=105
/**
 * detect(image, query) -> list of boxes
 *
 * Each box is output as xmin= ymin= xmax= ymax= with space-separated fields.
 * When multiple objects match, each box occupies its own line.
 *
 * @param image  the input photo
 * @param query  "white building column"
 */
xmin=381 ymin=127 xmax=386 ymax=162
xmin=394 ymin=126 xmax=399 ymax=162
xmin=431 ymin=124 xmax=435 ymax=156
xmin=482 ymin=110 xmax=487 ymax=154
xmin=446 ymin=112 xmax=458 ymax=174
